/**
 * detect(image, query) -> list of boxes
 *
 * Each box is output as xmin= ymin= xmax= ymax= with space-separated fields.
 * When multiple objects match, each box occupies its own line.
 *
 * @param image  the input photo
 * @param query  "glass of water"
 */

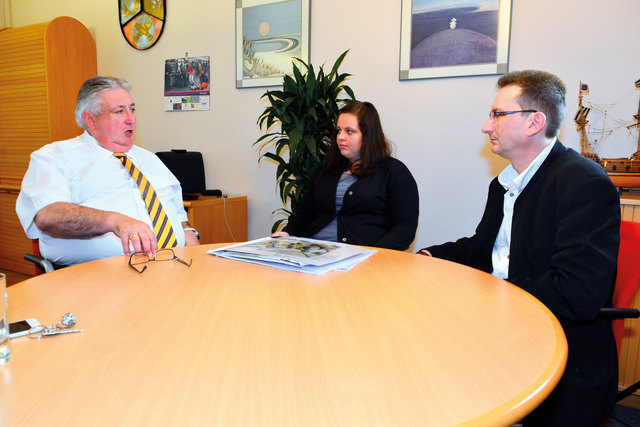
xmin=0 ymin=273 xmax=9 ymax=366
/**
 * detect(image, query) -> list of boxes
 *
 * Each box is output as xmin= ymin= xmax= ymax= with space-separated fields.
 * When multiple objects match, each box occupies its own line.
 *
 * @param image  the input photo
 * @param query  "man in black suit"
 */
xmin=419 ymin=70 xmax=620 ymax=426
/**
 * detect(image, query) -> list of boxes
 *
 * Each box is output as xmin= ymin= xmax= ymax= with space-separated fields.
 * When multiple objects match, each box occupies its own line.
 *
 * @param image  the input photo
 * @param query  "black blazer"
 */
xmin=283 ymin=157 xmax=419 ymax=250
xmin=425 ymin=141 xmax=621 ymax=426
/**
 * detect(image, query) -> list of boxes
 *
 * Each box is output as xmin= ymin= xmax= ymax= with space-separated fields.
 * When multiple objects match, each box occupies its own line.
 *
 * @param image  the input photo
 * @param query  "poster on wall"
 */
xmin=164 ymin=56 xmax=210 ymax=111
xmin=399 ymin=0 xmax=512 ymax=80
xmin=236 ymin=0 xmax=310 ymax=88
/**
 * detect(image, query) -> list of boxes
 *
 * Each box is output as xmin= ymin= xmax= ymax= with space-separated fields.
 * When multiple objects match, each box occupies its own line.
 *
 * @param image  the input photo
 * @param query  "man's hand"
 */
xmin=112 ymin=216 xmax=158 ymax=255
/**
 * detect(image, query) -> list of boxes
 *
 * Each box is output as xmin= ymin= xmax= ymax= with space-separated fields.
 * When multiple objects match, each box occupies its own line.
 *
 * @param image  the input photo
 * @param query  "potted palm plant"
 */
xmin=254 ymin=50 xmax=356 ymax=231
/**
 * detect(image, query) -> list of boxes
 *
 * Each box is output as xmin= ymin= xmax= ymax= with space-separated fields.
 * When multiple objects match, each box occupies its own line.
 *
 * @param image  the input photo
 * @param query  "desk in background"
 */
xmin=2 ymin=245 xmax=567 ymax=426
xmin=183 ymin=195 xmax=247 ymax=244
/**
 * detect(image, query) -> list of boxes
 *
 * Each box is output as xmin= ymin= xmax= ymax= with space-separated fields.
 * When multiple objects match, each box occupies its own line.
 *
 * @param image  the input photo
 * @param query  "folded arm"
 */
xmin=35 ymin=202 xmax=157 ymax=255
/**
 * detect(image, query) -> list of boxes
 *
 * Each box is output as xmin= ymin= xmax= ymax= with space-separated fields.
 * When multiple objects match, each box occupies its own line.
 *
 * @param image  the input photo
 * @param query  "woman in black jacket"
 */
xmin=272 ymin=101 xmax=419 ymax=250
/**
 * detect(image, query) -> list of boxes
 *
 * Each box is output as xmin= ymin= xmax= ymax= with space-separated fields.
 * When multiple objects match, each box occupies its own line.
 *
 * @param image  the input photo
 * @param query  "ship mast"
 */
xmin=575 ymin=82 xmax=599 ymax=162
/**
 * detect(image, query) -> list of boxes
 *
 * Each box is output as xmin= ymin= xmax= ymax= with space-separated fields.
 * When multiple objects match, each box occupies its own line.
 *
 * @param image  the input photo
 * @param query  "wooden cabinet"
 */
xmin=183 ymin=195 xmax=248 ymax=244
xmin=0 ymin=17 xmax=97 ymax=275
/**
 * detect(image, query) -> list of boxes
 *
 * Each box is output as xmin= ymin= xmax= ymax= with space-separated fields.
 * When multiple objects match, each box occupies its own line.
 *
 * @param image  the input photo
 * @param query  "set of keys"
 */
xmin=28 ymin=312 xmax=83 ymax=338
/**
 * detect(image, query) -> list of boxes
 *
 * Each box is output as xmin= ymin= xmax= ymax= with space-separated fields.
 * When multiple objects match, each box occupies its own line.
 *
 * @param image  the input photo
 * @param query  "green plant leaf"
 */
xmin=343 ymin=85 xmax=356 ymax=101
xmin=303 ymin=135 xmax=317 ymax=155
xmin=262 ymin=151 xmax=285 ymax=165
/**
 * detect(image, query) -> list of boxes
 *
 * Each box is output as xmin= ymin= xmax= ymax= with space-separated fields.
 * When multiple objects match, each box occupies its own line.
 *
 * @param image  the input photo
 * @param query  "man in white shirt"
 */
xmin=17 ymin=76 xmax=199 ymax=266
xmin=418 ymin=70 xmax=620 ymax=426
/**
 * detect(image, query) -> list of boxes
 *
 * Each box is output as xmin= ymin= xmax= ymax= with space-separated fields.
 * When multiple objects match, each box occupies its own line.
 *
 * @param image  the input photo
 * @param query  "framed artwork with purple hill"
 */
xmin=400 ymin=0 xmax=512 ymax=80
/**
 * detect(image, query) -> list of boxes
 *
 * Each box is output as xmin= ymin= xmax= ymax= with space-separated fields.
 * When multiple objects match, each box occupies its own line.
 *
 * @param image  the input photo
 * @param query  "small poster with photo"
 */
xmin=164 ymin=56 xmax=211 ymax=111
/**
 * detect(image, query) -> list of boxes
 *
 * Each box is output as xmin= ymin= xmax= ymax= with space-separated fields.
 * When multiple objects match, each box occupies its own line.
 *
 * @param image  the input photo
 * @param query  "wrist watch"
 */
xmin=183 ymin=227 xmax=199 ymax=240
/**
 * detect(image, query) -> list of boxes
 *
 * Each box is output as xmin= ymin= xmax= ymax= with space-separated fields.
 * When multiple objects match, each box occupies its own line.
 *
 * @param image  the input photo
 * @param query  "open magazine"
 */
xmin=207 ymin=237 xmax=377 ymax=275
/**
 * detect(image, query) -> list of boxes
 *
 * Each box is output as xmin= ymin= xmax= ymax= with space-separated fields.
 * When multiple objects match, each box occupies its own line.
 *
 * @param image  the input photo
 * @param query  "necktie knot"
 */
xmin=113 ymin=153 xmax=128 ymax=165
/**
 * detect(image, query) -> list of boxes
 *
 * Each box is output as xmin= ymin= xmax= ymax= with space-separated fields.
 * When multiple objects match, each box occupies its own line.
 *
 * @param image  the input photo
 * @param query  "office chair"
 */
xmin=23 ymin=239 xmax=58 ymax=275
xmin=597 ymin=220 xmax=640 ymax=402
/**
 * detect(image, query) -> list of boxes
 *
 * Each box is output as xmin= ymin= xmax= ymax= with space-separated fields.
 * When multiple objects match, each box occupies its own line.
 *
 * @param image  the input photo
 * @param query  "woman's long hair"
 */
xmin=323 ymin=101 xmax=391 ymax=176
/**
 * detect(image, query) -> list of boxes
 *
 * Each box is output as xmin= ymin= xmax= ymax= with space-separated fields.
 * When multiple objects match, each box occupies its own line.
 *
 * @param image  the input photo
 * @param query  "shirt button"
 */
xmin=509 ymin=193 xmax=514 ymax=197
xmin=341 ymin=237 xmax=347 ymax=242
xmin=348 ymin=191 xmax=353 ymax=195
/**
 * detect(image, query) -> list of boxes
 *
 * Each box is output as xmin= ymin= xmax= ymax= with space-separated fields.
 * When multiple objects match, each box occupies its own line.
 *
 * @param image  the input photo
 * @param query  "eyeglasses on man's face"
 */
xmin=488 ymin=110 xmax=537 ymax=121
xmin=129 ymin=248 xmax=192 ymax=273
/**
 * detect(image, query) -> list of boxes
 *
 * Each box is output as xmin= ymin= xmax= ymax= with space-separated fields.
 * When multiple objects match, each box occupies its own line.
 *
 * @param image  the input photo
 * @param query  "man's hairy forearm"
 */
xmin=35 ymin=202 xmax=117 ymax=238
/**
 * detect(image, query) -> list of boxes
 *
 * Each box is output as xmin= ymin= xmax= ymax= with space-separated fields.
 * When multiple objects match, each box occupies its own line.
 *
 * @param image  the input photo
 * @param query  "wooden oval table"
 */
xmin=1 ymin=245 xmax=567 ymax=426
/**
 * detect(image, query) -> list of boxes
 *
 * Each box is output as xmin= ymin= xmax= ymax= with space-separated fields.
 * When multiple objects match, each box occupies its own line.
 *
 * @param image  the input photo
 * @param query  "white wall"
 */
xmin=7 ymin=1 xmax=640 ymax=250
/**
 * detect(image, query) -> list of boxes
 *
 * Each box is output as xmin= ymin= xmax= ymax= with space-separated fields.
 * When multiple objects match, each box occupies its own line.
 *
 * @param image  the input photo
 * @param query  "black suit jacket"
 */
xmin=425 ymin=141 xmax=621 ymax=426
xmin=283 ymin=157 xmax=419 ymax=250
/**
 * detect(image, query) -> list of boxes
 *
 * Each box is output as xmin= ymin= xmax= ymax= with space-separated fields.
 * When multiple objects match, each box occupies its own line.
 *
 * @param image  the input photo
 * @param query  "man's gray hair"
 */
xmin=75 ymin=76 xmax=132 ymax=130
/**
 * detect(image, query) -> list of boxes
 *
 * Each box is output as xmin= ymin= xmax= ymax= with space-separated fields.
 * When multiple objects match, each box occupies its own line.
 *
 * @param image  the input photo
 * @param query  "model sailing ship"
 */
xmin=575 ymin=79 xmax=640 ymax=188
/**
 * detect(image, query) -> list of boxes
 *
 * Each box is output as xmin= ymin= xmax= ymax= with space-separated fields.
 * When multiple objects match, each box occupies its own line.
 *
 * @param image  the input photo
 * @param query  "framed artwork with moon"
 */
xmin=236 ymin=0 xmax=310 ymax=88
xmin=399 ymin=0 xmax=512 ymax=80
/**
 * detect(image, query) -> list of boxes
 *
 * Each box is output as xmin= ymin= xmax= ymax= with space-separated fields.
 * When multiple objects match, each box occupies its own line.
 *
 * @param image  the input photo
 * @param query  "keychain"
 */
xmin=28 ymin=312 xmax=83 ymax=338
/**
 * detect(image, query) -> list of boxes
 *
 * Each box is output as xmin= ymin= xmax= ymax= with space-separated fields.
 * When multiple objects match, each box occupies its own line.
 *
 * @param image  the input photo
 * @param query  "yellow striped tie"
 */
xmin=113 ymin=153 xmax=177 ymax=249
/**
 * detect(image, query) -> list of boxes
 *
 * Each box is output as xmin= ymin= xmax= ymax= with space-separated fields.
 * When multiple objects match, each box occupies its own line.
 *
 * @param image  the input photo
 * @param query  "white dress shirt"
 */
xmin=491 ymin=139 xmax=557 ymax=279
xmin=16 ymin=131 xmax=188 ymax=266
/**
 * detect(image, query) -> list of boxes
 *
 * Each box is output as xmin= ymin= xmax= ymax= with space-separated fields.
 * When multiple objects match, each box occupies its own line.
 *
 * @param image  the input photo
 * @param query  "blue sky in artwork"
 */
xmin=412 ymin=0 xmax=498 ymax=13
xmin=243 ymin=0 xmax=301 ymax=41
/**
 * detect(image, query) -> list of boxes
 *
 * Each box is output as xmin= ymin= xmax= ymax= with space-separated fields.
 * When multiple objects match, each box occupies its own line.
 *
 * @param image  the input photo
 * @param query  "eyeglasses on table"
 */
xmin=129 ymin=248 xmax=192 ymax=273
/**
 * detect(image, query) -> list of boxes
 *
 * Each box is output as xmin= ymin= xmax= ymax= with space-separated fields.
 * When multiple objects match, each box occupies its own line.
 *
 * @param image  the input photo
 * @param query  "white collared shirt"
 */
xmin=16 ymin=131 xmax=188 ymax=266
xmin=491 ymin=139 xmax=557 ymax=279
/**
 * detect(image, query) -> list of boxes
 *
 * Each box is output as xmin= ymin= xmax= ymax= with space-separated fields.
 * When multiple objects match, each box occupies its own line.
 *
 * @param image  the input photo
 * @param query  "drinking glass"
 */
xmin=0 ymin=273 xmax=9 ymax=366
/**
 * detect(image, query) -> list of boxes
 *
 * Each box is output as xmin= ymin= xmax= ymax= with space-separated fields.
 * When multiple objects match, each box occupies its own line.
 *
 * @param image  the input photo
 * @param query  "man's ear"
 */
xmin=82 ymin=111 xmax=96 ymax=132
xmin=526 ymin=111 xmax=546 ymax=137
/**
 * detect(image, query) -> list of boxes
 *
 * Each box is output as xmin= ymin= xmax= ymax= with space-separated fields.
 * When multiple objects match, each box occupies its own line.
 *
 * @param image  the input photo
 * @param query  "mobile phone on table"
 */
xmin=9 ymin=319 xmax=40 ymax=338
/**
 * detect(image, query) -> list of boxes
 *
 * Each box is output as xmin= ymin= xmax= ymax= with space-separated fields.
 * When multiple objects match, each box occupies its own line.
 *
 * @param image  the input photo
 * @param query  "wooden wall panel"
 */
xmin=619 ymin=293 xmax=640 ymax=388
xmin=618 ymin=195 xmax=640 ymax=397
xmin=621 ymin=202 xmax=640 ymax=222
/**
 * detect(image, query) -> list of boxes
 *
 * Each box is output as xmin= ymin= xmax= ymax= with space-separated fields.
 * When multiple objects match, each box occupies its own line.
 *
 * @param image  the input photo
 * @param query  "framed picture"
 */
xmin=399 ymin=0 xmax=512 ymax=80
xmin=236 ymin=0 xmax=310 ymax=89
